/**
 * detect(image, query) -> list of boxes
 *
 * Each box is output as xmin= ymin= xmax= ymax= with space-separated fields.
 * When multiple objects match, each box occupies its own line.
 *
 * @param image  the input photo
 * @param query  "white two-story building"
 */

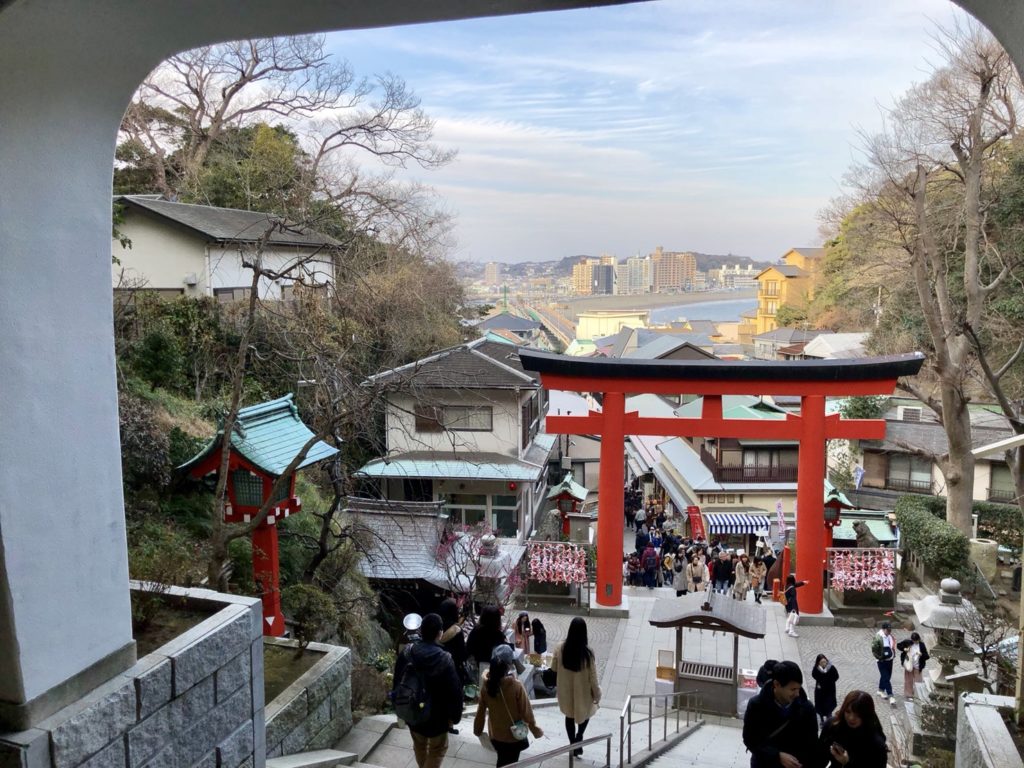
xmin=357 ymin=337 xmax=555 ymax=541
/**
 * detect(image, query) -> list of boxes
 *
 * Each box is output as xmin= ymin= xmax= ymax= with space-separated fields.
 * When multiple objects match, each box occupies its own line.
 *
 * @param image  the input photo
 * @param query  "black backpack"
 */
xmin=394 ymin=647 xmax=432 ymax=727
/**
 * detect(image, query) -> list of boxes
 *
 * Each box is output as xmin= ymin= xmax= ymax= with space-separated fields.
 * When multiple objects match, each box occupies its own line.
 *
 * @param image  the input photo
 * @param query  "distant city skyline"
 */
xmin=326 ymin=0 xmax=963 ymax=263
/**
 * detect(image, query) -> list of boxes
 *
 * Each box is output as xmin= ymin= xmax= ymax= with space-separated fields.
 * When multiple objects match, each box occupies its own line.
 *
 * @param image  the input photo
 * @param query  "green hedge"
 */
xmin=895 ymin=496 xmax=971 ymax=580
xmin=909 ymin=494 xmax=1023 ymax=550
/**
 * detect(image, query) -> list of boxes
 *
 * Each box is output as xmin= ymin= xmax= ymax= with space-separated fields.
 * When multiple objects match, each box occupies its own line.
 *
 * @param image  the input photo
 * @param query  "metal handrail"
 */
xmin=506 ymin=732 xmax=613 ymax=768
xmin=618 ymin=689 xmax=703 ymax=768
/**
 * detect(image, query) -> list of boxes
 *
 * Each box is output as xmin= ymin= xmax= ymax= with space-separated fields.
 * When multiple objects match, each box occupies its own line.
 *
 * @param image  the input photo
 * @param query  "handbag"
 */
xmin=903 ymin=657 xmax=914 ymax=672
xmin=499 ymin=687 xmax=530 ymax=742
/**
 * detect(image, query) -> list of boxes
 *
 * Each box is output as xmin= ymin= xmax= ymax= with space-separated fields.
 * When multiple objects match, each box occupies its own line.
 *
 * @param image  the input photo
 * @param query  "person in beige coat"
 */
xmin=553 ymin=617 xmax=601 ymax=757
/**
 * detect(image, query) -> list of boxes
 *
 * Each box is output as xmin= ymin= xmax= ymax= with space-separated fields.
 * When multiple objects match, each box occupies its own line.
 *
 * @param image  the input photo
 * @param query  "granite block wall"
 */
xmin=955 ymin=693 xmax=1023 ymax=768
xmin=262 ymin=640 xmax=351 ymax=759
xmin=0 ymin=586 xmax=264 ymax=768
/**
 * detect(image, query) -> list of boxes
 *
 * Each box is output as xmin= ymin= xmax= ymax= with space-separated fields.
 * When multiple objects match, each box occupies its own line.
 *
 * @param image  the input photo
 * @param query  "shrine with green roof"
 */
xmin=179 ymin=394 xmax=337 ymax=635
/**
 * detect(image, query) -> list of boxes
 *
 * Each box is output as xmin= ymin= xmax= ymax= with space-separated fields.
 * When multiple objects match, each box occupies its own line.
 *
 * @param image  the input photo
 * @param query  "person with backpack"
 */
xmin=392 ymin=613 xmax=464 ymax=768
xmin=870 ymin=621 xmax=897 ymax=704
xmin=742 ymin=660 xmax=818 ymax=768
xmin=641 ymin=543 xmax=659 ymax=589
xmin=473 ymin=644 xmax=543 ymax=767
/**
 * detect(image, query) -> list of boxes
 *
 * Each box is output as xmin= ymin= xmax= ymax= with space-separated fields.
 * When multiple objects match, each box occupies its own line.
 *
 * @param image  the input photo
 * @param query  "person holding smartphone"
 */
xmin=817 ymin=690 xmax=888 ymax=767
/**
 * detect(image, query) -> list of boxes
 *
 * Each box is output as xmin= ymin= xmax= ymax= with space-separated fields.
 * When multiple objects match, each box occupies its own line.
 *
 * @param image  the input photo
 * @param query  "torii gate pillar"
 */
xmin=795 ymin=395 xmax=827 ymax=607
xmin=597 ymin=391 xmax=626 ymax=605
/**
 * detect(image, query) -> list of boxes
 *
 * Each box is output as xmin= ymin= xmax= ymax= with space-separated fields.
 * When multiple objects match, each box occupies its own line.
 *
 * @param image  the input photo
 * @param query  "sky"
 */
xmin=324 ymin=0 xmax=965 ymax=263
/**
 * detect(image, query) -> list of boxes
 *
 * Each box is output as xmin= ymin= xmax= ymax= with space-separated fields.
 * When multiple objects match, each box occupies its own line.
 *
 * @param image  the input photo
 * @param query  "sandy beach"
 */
xmin=557 ymin=288 xmax=757 ymax=316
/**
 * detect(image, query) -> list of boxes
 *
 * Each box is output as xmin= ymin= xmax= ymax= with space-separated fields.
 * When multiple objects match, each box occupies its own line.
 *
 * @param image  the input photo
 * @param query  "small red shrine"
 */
xmin=547 ymin=472 xmax=588 ymax=537
xmin=179 ymin=394 xmax=338 ymax=635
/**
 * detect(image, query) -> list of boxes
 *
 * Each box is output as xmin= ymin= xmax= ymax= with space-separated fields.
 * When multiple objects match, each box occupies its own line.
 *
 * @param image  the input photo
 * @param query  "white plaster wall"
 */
xmin=207 ymin=244 xmax=334 ymax=299
xmin=386 ymin=390 xmax=522 ymax=456
xmin=0 ymin=0 xmax=1020 ymax=717
xmin=576 ymin=311 xmax=646 ymax=340
xmin=113 ymin=216 xmax=208 ymax=295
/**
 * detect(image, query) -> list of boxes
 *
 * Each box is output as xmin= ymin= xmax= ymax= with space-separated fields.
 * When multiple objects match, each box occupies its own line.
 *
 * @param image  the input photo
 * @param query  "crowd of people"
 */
xmin=623 ymin=494 xmax=777 ymax=606
xmin=392 ymin=607 xmax=602 ymax=768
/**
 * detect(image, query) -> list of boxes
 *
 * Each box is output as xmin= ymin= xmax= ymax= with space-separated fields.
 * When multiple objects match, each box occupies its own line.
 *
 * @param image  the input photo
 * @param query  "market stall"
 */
xmin=648 ymin=591 xmax=766 ymax=715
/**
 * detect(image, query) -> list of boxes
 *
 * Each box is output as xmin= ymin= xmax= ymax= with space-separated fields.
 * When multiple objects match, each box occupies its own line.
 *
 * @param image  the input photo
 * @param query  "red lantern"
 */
xmin=508 ymin=482 xmax=517 ymax=491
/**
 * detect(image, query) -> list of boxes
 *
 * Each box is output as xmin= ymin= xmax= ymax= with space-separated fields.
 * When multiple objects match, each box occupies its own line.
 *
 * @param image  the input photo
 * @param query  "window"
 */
xmin=521 ymin=394 xmax=540 ymax=448
xmin=990 ymin=464 xmax=1016 ymax=503
xmin=214 ymin=287 xmax=250 ymax=303
xmin=415 ymin=405 xmax=492 ymax=432
xmin=232 ymin=469 xmax=263 ymax=506
xmin=403 ymin=478 xmax=433 ymax=502
xmin=887 ymin=455 xmax=932 ymax=493
xmin=491 ymin=494 xmax=520 ymax=537
xmin=763 ymin=280 xmax=779 ymax=297
xmin=765 ymin=300 xmax=778 ymax=315
xmin=444 ymin=493 xmax=487 ymax=527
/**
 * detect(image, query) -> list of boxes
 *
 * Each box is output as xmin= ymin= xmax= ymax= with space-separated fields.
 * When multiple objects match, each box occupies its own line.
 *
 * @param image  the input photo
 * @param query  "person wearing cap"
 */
xmin=474 ymin=644 xmax=543 ymax=767
xmin=393 ymin=613 xmax=464 ymax=768
xmin=872 ymin=622 xmax=897 ymax=704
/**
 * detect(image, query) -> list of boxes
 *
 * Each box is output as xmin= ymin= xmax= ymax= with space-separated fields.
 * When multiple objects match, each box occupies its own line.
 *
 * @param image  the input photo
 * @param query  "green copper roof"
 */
xmin=832 ymin=518 xmax=898 ymax=543
xmin=179 ymin=394 xmax=338 ymax=477
xmin=824 ymin=478 xmax=855 ymax=508
xmin=547 ymin=472 xmax=588 ymax=501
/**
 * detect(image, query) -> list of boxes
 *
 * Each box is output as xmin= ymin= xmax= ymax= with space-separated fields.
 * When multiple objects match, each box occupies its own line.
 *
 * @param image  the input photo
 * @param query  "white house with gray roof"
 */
xmin=111 ymin=195 xmax=337 ymax=301
xmin=357 ymin=337 xmax=555 ymax=541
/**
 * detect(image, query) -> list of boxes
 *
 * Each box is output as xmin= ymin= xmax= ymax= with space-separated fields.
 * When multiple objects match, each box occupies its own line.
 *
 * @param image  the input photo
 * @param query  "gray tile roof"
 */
xmin=357 ymin=451 xmax=546 ymax=481
xmin=753 ymin=328 xmax=821 ymax=343
xmin=118 ymin=195 xmax=339 ymax=248
xmin=369 ymin=338 xmax=537 ymax=390
xmin=477 ymin=312 xmax=541 ymax=333
xmin=757 ymin=264 xmax=806 ymax=278
xmin=625 ymin=336 xmax=715 ymax=360
xmin=864 ymin=420 xmax=1013 ymax=456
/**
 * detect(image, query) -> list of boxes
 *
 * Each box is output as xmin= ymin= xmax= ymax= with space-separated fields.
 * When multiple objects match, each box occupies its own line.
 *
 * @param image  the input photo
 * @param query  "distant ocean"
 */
xmin=649 ymin=297 xmax=758 ymax=325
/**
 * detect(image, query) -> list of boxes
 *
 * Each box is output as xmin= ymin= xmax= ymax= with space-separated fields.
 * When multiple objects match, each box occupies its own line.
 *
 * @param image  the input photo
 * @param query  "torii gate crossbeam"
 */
xmin=520 ymin=350 xmax=925 ymax=613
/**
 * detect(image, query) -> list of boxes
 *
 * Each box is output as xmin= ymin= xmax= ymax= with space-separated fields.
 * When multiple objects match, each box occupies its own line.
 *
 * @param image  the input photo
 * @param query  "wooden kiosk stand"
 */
xmin=648 ymin=592 xmax=766 ymax=716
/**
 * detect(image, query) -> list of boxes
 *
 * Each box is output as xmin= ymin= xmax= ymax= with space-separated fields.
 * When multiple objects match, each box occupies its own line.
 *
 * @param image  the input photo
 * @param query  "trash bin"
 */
xmin=1013 ymin=564 xmax=1021 ymax=592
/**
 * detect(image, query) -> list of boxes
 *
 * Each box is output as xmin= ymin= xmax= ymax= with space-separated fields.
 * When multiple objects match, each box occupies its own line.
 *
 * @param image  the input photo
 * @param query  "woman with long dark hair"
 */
xmin=818 ymin=690 xmax=888 ymax=767
xmin=553 ymin=617 xmax=602 ymax=757
xmin=467 ymin=605 xmax=508 ymax=669
xmin=811 ymin=653 xmax=839 ymax=726
xmin=473 ymin=645 xmax=543 ymax=767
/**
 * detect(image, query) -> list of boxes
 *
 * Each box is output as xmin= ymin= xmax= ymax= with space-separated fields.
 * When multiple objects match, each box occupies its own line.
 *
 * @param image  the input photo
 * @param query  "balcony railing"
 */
xmin=987 ymin=487 xmax=1017 ymax=504
xmin=698 ymin=445 xmax=798 ymax=482
xmin=885 ymin=477 xmax=933 ymax=493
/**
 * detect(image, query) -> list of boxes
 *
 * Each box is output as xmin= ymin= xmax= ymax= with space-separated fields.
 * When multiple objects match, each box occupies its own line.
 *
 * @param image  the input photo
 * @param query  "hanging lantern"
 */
xmin=823 ymin=504 xmax=842 ymax=528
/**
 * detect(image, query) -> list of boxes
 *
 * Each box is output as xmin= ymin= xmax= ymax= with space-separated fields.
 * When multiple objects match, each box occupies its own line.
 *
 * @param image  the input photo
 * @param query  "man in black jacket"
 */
xmin=393 ymin=613 xmax=464 ymax=768
xmin=742 ymin=661 xmax=818 ymax=768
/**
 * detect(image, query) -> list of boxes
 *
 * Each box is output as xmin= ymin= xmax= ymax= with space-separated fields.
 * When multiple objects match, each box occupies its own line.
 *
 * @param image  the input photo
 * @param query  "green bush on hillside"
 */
xmin=910 ymin=493 xmax=1023 ymax=550
xmin=895 ymin=496 xmax=970 ymax=580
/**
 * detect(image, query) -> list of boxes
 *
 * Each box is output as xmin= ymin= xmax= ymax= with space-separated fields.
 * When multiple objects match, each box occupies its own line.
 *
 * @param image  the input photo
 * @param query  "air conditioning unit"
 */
xmin=183 ymin=273 xmax=198 ymax=287
xmin=561 ymin=456 xmax=572 ymax=470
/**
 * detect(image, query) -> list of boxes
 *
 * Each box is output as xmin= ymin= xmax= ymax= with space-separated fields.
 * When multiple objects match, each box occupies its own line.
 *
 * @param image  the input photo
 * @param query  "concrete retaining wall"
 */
xmin=0 ymin=585 xmax=265 ymax=768
xmin=955 ymin=693 xmax=1023 ymax=768
xmin=263 ymin=640 xmax=351 ymax=759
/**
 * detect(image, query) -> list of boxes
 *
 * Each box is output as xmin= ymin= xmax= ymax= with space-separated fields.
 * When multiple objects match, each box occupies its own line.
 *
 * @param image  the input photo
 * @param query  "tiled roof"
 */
xmin=356 ymin=451 xmax=546 ymax=481
xmin=547 ymin=472 xmax=588 ymax=501
xmin=625 ymin=336 xmax=715 ymax=360
xmin=345 ymin=499 xmax=526 ymax=587
xmin=477 ymin=312 xmax=541 ymax=333
xmin=523 ymin=433 xmax=557 ymax=467
xmin=118 ymin=195 xmax=339 ymax=248
xmin=753 ymin=328 xmax=821 ymax=343
xmin=179 ymin=394 xmax=337 ymax=477
xmin=369 ymin=338 xmax=537 ymax=390
xmin=673 ymin=396 xmax=787 ymax=420
xmin=863 ymin=420 xmax=1013 ymax=456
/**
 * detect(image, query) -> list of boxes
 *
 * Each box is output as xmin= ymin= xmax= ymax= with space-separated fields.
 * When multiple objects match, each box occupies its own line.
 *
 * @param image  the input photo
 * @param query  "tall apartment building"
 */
xmin=593 ymin=264 xmax=616 ymax=295
xmin=484 ymin=261 xmax=500 ymax=286
xmin=617 ymin=254 xmax=651 ymax=295
xmin=650 ymin=246 xmax=697 ymax=293
xmin=718 ymin=263 xmax=759 ymax=289
xmin=572 ymin=257 xmax=598 ymax=295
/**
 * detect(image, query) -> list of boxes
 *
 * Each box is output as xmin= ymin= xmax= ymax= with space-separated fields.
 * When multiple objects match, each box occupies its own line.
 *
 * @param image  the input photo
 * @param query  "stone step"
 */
xmin=267 ymin=749 xmax=357 ymax=768
xmin=333 ymin=716 xmax=398 ymax=762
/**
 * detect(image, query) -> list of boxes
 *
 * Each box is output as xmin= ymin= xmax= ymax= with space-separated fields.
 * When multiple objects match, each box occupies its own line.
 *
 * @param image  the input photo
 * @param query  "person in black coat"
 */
xmin=438 ymin=598 xmax=469 ymax=685
xmin=466 ymin=605 xmax=511 ymax=670
xmin=811 ymin=653 xmax=839 ymax=726
xmin=817 ymin=690 xmax=888 ymax=768
xmin=392 ymin=613 xmax=465 ymax=768
xmin=742 ymin=660 xmax=818 ymax=768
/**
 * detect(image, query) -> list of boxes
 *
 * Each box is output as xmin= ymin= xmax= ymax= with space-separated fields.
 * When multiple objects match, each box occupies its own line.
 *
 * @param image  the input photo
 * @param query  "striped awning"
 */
xmin=703 ymin=512 xmax=770 ymax=535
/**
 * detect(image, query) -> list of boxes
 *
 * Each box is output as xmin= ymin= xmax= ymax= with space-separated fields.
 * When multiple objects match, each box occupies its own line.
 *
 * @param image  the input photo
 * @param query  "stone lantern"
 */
xmin=909 ymin=578 xmax=980 ymax=754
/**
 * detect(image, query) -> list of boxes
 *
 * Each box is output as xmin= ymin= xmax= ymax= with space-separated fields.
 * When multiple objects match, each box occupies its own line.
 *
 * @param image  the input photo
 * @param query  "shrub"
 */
xmin=128 ymin=518 xmax=203 ymax=630
xmin=282 ymin=583 xmax=338 ymax=650
xmin=132 ymin=326 xmax=184 ymax=392
xmin=119 ymin=392 xmax=171 ymax=496
xmin=911 ymin=493 xmax=1023 ymax=550
xmin=895 ymin=496 xmax=971 ymax=580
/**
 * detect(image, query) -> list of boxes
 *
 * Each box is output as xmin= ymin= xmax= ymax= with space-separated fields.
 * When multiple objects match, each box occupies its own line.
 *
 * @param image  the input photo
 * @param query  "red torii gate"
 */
xmin=519 ymin=350 xmax=924 ymax=613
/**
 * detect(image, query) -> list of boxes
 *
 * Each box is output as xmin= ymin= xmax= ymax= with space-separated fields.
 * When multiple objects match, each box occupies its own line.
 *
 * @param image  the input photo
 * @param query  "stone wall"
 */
xmin=0 ymin=585 xmax=265 ymax=768
xmin=955 ymin=693 xmax=1024 ymax=768
xmin=263 ymin=640 xmax=351 ymax=759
